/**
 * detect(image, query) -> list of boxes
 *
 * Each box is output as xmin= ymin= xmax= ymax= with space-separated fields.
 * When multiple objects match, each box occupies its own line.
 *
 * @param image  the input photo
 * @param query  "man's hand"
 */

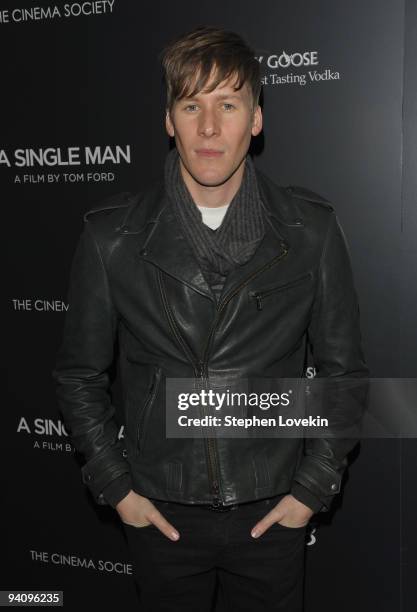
xmin=116 ymin=490 xmax=180 ymax=541
xmin=251 ymin=494 xmax=314 ymax=538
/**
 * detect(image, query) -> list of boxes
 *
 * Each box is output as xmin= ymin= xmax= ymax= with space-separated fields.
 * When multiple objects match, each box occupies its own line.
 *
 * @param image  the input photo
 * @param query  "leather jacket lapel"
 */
xmin=137 ymin=190 xmax=215 ymax=301
xmin=215 ymin=218 xmax=290 ymax=304
xmin=216 ymin=168 xmax=306 ymax=303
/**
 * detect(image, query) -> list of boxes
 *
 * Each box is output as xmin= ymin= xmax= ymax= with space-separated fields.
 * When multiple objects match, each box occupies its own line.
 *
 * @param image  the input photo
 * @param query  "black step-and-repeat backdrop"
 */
xmin=2 ymin=1 xmax=416 ymax=610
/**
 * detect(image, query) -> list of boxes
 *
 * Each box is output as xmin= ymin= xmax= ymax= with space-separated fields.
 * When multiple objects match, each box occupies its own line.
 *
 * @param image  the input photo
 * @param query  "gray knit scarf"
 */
xmin=164 ymin=147 xmax=265 ymax=301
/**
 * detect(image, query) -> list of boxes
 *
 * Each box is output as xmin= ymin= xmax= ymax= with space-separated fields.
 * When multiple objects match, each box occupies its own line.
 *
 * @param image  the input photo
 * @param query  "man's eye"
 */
xmin=183 ymin=103 xmax=235 ymax=111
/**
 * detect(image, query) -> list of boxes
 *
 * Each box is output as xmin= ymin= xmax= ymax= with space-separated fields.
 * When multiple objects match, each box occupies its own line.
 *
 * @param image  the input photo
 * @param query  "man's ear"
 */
xmin=251 ymin=105 xmax=263 ymax=137
xmin=165 ymin=110 xmax=175 ymax=137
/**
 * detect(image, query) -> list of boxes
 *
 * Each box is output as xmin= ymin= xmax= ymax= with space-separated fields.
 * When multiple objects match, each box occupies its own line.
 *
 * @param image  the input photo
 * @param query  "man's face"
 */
xmin=165 ymin=68 xmax=262 ymax=188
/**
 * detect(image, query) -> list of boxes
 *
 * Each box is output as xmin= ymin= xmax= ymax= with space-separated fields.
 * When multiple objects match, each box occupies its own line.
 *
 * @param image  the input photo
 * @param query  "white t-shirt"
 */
xmin=196 ymin=203 xmax=230 ymax=230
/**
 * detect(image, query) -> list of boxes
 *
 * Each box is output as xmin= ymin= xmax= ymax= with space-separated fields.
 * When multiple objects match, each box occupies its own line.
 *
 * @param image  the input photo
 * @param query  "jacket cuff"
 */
xmin=80 ymin=442 xmax=131 ymax=503
xmin=292 ymin=454 xmax=343 ymax=501
xmin=100 ymin=473 xmax=133 ymax=508
xmin=290 ymin=482 xmax=323 ymax=513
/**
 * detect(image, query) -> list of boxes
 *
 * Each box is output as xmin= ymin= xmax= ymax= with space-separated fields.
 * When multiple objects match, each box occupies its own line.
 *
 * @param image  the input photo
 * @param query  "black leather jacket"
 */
xmin=52 ymin=167 xmax=369 ymax=513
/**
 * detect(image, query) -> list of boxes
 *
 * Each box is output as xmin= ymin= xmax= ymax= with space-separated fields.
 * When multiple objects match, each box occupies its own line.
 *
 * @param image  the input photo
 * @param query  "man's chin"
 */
xmin=189 ymin=169 xmax=236 ymax=188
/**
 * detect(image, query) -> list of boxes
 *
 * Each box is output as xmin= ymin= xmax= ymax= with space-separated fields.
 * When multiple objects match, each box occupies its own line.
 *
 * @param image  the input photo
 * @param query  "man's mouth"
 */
xmin=195 ymin=149 xmax=224 ymax=157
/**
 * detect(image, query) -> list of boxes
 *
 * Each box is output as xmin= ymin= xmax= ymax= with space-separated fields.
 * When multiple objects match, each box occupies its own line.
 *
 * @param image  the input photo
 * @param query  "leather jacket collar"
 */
xmin=115 ymin=167 xmax=306 ymax=304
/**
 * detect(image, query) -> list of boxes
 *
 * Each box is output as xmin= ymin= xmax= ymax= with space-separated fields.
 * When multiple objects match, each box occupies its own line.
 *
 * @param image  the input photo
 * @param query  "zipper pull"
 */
xmin=198 ymin=361 xmax=205 ymax=378
xmin=212 ymin=480 xmax=221 ymax=506
xmin=255 ymin=294 xmax=263 ymax=311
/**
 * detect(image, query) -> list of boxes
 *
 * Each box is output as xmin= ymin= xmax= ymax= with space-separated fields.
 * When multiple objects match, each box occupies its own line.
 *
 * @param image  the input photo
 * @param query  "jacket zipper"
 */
xmin=195 ymin=359 xmax=221 ymax=505
xmin=248 ymin=272 xmax=312 ymax=311
xmin=157 ymin=243 xmax=289 ymax=506
xmin=198 ymin=242 xmax=290 ymax=506
xmin=136 ymin=366 xmax=162 ymax=455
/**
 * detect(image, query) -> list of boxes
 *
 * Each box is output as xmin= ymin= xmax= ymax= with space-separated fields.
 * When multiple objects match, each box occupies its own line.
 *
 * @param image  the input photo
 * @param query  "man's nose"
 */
xmin=198 ymin=109 xmax=220 ymax=137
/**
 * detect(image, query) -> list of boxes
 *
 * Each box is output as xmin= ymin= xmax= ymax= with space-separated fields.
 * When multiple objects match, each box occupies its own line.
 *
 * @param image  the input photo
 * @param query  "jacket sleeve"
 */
xmin=290 ymin=211 xmax=369 ymax=512
xmin=51 ymin=219 xmax=132 ymax=506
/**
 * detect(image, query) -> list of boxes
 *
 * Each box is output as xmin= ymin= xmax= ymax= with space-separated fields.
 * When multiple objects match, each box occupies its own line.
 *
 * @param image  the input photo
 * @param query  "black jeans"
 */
xmin=122 ymin=493 xmax=307 ymax=612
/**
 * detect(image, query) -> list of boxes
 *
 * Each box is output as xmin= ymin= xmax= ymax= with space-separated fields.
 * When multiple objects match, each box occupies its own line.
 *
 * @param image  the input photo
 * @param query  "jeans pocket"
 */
xmin=121 ymin=519 xmax=154 ymax=529
xmin=274 ymin=521 xmax=307 ymax=531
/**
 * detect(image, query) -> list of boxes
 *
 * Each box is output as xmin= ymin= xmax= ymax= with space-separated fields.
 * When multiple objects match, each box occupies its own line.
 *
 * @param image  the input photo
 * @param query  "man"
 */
xmin=52 ymin=25 xmax=369 ymax=612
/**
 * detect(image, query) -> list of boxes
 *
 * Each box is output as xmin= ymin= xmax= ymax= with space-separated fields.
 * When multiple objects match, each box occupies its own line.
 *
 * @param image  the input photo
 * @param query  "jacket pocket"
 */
xmin=135 ymin=366 xmax=162 ymax=456
xmin=248 ymin=271 xmax=313 ymax=311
